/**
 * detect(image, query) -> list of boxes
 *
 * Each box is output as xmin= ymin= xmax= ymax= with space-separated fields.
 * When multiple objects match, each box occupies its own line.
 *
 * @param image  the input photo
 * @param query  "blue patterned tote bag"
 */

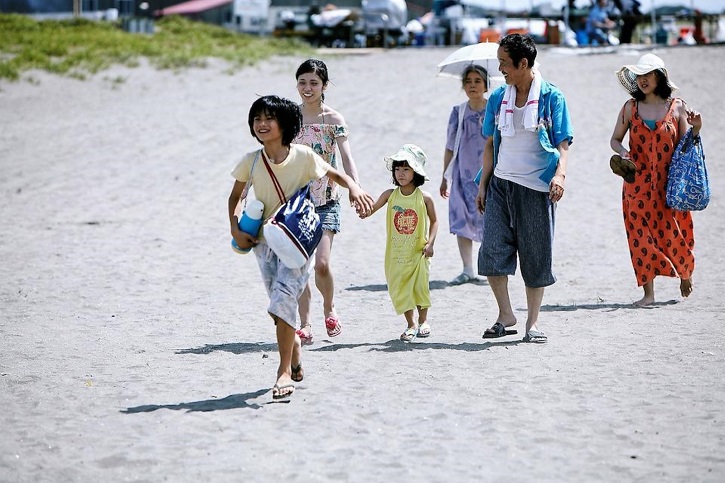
xmin=666 ymin=128 xmax=710 ymax=211
xmin=260 ymin=151 xmax=323 ymax=269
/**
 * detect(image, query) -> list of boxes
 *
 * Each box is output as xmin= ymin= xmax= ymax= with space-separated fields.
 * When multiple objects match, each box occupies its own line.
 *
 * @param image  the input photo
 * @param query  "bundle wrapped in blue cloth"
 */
xmin=666 ymin=128 xmax=710 ymax=212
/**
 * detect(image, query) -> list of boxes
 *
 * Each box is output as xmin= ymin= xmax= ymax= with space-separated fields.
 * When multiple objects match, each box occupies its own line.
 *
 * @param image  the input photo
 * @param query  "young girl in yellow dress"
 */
xmin=360 ymin=144 xmax=438 ymax=342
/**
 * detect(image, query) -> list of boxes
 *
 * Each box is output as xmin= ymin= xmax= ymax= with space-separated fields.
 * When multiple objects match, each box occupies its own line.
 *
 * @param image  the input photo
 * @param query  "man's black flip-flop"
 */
xmin=482 ymin=322 xmax=518 ymax=339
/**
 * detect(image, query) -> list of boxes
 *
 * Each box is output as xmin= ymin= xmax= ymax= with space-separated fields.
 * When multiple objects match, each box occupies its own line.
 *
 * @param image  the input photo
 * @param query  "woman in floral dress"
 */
xmin=294 ymin=59 xmax=362 ymax=343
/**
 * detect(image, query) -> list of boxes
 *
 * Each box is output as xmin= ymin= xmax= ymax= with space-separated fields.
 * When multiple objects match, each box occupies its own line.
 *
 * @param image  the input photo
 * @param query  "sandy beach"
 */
xmin=1 ymin=44 xmax=724 ymax=481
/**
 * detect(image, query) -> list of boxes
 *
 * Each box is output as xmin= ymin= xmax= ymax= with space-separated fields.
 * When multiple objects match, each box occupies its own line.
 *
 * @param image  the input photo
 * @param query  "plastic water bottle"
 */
xmin=232 ymin=199 xmax=264 ymax=254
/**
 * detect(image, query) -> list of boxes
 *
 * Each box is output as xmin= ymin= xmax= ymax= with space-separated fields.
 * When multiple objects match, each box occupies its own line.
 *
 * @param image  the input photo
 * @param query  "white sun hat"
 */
xmin=384 ymin=144 xmax=429 ymax=180
xmin=615 ymin=53 xmax=679 ymax=95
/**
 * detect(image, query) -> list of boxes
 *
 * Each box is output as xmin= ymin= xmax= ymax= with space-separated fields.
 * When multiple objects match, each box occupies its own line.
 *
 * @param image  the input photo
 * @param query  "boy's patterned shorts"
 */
xmin=254 ymin=241 xmax=313 ymax=328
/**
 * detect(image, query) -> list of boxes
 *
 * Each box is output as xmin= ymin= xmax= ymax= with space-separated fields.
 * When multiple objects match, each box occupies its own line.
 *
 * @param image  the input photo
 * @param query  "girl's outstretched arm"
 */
xmin=326 ymin=109 xmax=360 ymax=183
xmin=422 ymin=191 xmax=438 ymax=258
xmin=326 ymin=167 xmax=374 ymax=216
xmin=360 ymin=189 xmax=394 ymax=219
xmin=337 ymin=135 xmax=360 ymax=184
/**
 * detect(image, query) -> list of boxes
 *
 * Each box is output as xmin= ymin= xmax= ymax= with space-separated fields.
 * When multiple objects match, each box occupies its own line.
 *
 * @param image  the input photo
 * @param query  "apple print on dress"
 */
xmin=393 ymin=205 xmax=418 ymax=235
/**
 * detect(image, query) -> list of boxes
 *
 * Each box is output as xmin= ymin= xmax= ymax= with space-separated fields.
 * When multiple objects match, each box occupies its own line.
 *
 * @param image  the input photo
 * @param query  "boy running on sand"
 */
xmin=228 ymin=95 xmax=373 ymax=399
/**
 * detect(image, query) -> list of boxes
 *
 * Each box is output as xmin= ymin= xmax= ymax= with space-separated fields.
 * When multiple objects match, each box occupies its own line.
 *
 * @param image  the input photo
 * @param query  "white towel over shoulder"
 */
xmin=498 ymin=69 xmax=542 ymax=137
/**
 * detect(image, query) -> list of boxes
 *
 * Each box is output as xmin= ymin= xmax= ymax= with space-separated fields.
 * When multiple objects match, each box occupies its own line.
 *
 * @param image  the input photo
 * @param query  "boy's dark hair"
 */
xmin=631 ymin=70 xmax=672 ymax=101
xmin=499 ymin=33 xmax=537 ymax=69
xmin=391 ymin=160 xmax=425 ymax=187
xmin=296 ymin=59 xmax=330 ymax=101
xmin=248 ymin=95 xmax=302 ymax=145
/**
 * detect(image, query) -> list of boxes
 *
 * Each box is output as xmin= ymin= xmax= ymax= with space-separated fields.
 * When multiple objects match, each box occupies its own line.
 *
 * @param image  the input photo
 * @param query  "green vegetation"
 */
xmin=0 ymin=13 xmax=312 ymax=80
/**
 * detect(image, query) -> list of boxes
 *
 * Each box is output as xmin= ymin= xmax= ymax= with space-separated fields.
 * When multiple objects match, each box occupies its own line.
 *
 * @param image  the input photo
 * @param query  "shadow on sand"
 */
xmin=121 ymin=389 xmax=269 ymax=414
xmin=540 ymin=299 xmax=678 ymax=312
xmin=160 ymin=298 xmax=673 ymax=413
xmin=309 ymin=338 xmax=523 ymax=353
xmin=345 ymin=278 xmax=487 ymax=292
xmin=176 ymin=338 xmax=523 ymax=357
xmin=149 ymin=335 xmax=535 ymax=414
xmin=176 ymin=342 xmax=277 ymax=355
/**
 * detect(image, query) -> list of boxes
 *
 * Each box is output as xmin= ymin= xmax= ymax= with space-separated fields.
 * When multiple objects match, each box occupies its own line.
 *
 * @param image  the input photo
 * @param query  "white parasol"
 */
xmin=436 ymin=41 xmax=502 ymax=81
xmin=436 ymin=41 xmax=506 ymax=97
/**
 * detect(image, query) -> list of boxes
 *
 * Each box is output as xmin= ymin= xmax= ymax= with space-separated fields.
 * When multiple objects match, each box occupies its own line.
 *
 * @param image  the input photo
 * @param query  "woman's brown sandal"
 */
xmin=610 ymin=155 xmax=637 ymax=183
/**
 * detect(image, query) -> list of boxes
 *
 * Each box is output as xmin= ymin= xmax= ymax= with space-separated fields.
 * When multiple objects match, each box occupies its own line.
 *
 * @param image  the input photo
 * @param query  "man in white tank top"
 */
xmin=495 ymin=105 xmax=551 ymax=192
xmin=475 ymin=34 xmax=574 ymax=343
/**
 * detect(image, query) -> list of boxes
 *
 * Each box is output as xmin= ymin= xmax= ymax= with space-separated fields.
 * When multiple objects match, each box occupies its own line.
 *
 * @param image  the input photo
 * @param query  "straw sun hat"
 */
xmin=384 ymin=144 xmax=429 ymax=180
xmin=615 ymin=53 xmax=679 ymax=95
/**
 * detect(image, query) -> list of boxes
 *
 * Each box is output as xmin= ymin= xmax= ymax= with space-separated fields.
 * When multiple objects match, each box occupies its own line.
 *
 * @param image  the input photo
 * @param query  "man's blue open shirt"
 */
xmin=482 ymin=79 xmax=574 ymax=185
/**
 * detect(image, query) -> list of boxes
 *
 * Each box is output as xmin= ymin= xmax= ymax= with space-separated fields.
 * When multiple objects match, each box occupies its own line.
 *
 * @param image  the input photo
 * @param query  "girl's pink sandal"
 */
xmin=296 ymin=328 xmax=313 ymax=346
xmin=325 ymin=316 xmax=342 ymax=337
